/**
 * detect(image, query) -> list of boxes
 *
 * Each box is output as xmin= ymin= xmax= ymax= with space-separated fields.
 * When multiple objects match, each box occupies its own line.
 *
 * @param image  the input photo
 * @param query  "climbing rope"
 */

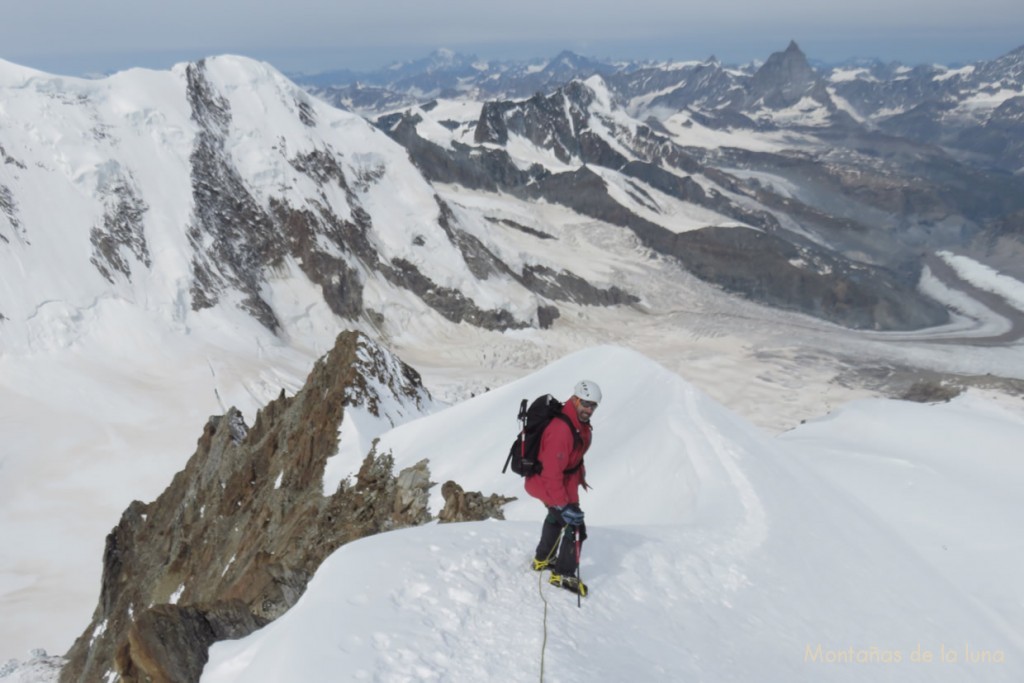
xmin=537 ymin=526 xmax=567 ymax=683
xmin=538 ymin=565 xmax=551 ymax=683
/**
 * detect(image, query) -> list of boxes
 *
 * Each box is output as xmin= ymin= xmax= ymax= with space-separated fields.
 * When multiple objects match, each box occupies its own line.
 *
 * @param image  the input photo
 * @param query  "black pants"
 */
xmin=534 ymin=507 xmax=587 ymax=575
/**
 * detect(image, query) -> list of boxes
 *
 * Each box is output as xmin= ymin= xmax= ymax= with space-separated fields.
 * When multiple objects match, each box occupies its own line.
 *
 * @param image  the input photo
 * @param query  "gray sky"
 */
xmin=3 ymin=0 xmax=1023 ymax=76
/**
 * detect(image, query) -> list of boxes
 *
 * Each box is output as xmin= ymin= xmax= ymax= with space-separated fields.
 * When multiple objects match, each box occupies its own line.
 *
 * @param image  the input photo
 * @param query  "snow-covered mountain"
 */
xmin=829 ymin=44 xmax=1024 ymax=170
xmin=3 ymin=44 xmax=1024 ymax=680
xmin=362 ymin=43 xmax=1024 ymax=326
xmin=4 ymin=45 xmax=1022 ymax=352
xmin=301 ymin=42 xmax=1024 ymax=175
xmin=0 ymin=55 xmax=563 ymax=350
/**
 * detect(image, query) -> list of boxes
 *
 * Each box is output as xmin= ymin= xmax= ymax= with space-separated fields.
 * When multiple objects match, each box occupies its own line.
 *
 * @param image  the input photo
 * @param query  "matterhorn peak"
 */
xmin=747 ymin=39 xmax=821 ymax=108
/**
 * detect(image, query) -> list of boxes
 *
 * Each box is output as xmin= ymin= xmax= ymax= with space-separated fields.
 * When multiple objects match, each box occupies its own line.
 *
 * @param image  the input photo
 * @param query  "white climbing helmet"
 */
xmin=574 ymin=380 xmax=602 ymax=405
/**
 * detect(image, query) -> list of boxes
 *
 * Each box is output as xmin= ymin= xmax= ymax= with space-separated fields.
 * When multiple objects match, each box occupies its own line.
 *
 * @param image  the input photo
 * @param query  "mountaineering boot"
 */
xmin=531 ymin=557 xmax=550 ymax=571
xmin=549 ymin=573 xmax=588 ymax=597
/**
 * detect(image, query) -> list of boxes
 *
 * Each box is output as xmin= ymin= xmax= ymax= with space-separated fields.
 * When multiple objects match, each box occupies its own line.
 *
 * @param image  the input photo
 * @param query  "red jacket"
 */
xmin=524 ymin=400 xmax=592 ymax=508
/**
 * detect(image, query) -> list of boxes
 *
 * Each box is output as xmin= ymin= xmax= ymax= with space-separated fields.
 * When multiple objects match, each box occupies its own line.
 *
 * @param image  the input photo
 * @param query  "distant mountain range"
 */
xmin=298 ymin=41 xmax=1024 ymax=329
xmin=2 ymin=42 xmax=1023 ymax=355
xmin=296 ymin=42 xmax=1024 ymax=176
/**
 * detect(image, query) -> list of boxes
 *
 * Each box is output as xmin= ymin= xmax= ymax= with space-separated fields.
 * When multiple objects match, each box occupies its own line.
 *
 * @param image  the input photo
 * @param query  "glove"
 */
xmin=558 ymin=504 xmax=585 ymax=526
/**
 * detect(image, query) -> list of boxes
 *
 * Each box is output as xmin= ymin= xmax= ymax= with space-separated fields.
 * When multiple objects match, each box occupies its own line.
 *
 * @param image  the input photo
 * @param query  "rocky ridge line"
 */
xmin=59 ymin=331 xmax=511 ymax=682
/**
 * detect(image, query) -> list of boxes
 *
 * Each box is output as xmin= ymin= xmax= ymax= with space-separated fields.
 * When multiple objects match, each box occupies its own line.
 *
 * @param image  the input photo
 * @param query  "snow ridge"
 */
xmin=202 ymin=345 xmax=1024 ymax=682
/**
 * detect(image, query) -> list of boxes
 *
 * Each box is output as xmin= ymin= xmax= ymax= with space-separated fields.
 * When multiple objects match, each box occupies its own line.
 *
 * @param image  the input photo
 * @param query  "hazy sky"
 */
xmin=3 ymin=0 xmax=1023 ymax=77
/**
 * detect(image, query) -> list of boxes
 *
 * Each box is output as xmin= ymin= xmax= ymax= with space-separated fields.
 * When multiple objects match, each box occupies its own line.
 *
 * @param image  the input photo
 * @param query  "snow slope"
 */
xmin=202 ymin=346 xmax=1024 ymax=682
xmin=782 ymin=393 xmax=1024 ymax=650
xmin=4 ymin=54 xmax=1024 ymax=676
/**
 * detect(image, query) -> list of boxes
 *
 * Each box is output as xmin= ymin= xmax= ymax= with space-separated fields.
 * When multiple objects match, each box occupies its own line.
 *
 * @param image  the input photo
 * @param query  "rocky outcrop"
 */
xmin=378 ymin=110 xmax=545 ymax=192
xmin=185 ymin=60 xmax=290 ymax=330
xmin=183 ymin=59 xmax=538 ymax=335
xmin=116 ymin=602 xmax=266 ymax=683
xmin=670 ymin=226 xmax=950 ymax=330
xmin=438 ymin=481 xmax=517 ymax=523
xmin=0 ymin=183 xmax=21 ymax=242
xmin=520 ymin=265 xmax=639 ymax=307
xmin=476 ymin=82 xmax=622 ymax=166
xmin=89 ymin=168 xmax=150 ymax=283
xmin=434 ymin=79 xmax=952 ymax=331
xmin=59 ymin=331 xmax=465 ymax=683
xmin=518 ymin=167 xmax=947 ymax=329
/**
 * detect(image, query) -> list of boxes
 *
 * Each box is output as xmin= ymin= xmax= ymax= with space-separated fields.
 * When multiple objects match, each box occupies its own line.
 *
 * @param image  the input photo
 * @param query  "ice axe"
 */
xmin=574 ymin=526 xmax=583 ymax=608
xmin=501 ymin=399 xmax=529 ymax=474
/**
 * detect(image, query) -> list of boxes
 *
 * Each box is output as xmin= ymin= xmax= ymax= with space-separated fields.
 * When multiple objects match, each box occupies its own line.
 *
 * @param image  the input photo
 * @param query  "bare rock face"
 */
xmin=59 ymin=330 xmax=440 ymax=683
xmin=115 ymin=602 xmax=265 ymax=683
xmin=438 ymin=480 xmax=517 ymax=523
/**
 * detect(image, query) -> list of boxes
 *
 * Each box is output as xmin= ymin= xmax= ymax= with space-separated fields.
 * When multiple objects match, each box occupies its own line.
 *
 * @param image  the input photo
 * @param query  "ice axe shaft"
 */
xmin=501 ymin=399 xmax=530 ymax=474
xmin=575 ymin=527 xmax=582 ymax=608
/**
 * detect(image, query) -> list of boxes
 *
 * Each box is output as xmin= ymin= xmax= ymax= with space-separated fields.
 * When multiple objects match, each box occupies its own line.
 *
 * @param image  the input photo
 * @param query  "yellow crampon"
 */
xmin=549 ymin=573 xmax=588 ymax=597
xmin=530 ymin=525 xmax=565 ymax=572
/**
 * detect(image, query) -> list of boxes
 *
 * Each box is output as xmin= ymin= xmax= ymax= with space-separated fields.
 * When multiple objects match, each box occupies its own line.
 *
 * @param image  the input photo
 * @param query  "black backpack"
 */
xmin=502 ymin=394 xmax=583 ymax=477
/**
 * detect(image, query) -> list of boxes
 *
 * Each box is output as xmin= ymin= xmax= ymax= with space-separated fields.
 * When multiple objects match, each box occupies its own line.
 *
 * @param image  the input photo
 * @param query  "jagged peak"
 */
xmin=752 ymin=39 xmax=818 ymax=85
xmin=294 ymin=330 xmax=434 ymax=423
xmin=341 ymin=330 xmax=435 ymax=416
xmin=577 ymin=74 xmax=616 ymax=111
xmin=550 ymin=49 xmax=588 ymax=64
xmin=58 ymin=330 xmax=440 ymax=682
xmin=982 ymin=42 xmax=1024 ymax=77
xmin=766 ymin=40 xmax=811 ymax=68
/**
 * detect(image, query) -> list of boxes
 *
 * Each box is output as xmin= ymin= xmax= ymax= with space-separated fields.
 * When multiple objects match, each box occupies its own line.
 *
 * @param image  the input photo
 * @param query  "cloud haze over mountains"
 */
xmin=3 ymin=1 xmax=1022 ymax=74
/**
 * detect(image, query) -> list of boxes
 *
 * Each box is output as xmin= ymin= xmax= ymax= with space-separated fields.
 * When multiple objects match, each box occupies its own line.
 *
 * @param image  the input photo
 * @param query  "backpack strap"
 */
xmin=563 ymin=458 xmax=585 ymax=475
xmin=552 ymin=413 xmax=585 ymax=475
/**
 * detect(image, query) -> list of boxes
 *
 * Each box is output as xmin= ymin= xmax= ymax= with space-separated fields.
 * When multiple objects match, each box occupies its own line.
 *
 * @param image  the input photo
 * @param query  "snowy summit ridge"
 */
xmin=0 ymin=54 xmax=554 ymax=357
xmin=200 ymin=344 xmax=1024 ymax=682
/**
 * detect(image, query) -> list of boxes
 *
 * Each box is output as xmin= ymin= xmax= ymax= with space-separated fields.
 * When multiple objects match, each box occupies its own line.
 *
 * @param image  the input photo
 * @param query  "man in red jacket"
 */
xmin=526 ymin=380 xmax=601 ymax=596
